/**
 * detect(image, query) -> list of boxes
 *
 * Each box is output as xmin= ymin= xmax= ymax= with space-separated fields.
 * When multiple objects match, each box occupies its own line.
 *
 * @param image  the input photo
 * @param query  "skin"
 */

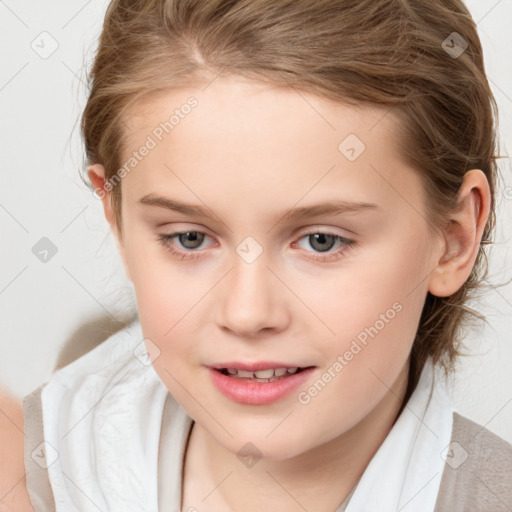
xmin=88 ymin=76 xmax=490 ymax=511
xmin=0 ymin=386 xmax=34 ymax=512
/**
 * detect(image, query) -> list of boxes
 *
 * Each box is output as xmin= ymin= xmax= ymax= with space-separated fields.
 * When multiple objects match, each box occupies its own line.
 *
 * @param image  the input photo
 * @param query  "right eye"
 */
xmin=157 ymin=231 xmax=215 ymax=260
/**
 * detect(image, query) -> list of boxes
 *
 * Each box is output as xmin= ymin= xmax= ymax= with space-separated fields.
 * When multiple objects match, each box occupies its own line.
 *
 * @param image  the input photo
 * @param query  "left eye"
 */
xmin=293 ymin=231 xmax=356 ymax=262
xmin=296 ymin=232 xmax=345 ymax=253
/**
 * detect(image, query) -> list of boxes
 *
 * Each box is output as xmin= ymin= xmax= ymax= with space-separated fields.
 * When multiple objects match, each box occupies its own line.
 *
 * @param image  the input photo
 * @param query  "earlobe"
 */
xmin=428 ymin=169 xmax=491 ymax=298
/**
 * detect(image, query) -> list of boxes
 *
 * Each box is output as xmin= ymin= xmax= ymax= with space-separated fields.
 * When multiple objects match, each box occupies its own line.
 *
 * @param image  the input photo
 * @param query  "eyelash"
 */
xmin=156 ymin=230 xmax=356 ymax=263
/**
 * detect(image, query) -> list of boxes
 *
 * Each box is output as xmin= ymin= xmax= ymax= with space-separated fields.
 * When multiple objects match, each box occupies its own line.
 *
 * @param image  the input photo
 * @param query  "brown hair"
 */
xmin=81 ymin=0 xmax=502 ymax=403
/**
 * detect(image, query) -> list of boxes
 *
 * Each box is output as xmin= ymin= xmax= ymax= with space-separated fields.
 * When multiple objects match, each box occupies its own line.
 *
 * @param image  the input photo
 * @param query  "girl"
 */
xmin=19 ymin=0 xmax=512 ymax=510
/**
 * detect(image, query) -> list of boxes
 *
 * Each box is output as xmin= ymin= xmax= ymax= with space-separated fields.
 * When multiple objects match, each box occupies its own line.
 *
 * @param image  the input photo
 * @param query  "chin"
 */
xmin=212 ymin=424 xmax=312 ymax=462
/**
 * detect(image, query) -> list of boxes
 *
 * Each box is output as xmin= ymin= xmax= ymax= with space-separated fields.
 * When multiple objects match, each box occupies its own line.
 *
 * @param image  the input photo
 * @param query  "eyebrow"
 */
xmin=139 ymin=194 xmax=379 ymax=220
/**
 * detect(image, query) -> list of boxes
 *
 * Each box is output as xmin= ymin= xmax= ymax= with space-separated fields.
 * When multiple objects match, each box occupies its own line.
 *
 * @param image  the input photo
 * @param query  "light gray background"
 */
xmin=1 ymin=1 xmax=511 ymax=443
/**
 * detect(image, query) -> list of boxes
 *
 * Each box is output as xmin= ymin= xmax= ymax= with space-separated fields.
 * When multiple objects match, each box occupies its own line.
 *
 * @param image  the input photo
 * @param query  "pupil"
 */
xmin=310 ymin=233 xmax=335 ymax=252
xmin=179 ymin=231 xmax=204 ymax=249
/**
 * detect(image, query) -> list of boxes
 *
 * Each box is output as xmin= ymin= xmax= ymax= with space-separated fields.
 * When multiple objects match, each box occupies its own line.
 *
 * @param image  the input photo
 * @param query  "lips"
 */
xmin=208 ymin=365 xmax=316 ymax=405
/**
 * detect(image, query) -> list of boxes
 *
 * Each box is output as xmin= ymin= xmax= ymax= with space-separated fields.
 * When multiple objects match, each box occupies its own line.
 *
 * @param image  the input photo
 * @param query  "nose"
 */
xmin=217 ymin=253 xmax=290 ymax=338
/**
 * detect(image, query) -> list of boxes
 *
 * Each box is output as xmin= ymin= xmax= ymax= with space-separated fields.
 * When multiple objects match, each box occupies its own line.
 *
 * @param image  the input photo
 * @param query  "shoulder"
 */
xmin=434 ymin=412 xmax=512 ymax=511
xmin=451 ymin=411 xmax=512 ymax=459
xmin=21 ymin=318 xmax=170 ymax=507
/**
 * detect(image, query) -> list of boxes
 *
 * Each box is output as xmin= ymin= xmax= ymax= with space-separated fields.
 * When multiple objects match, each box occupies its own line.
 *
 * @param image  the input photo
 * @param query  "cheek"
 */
xmin=125 ymin=248 xmax=211 ymax=398
xmin=132 ymin=267 xmax=202 ymax=354
xmin=291 ymin=285 xmax=422 ymax=447
xmin=125 ymin=232 xmax=204 ymax=332
xmin=301 ymin=237 xmax=428 ymax=406
xmin=306 ymin=238 xmax=427 ymax=349
xmin=135 ymin=282 xmax=202 ymax=405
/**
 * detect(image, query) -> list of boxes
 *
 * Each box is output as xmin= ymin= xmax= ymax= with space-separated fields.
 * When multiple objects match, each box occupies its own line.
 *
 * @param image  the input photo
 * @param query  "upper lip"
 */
xmin=209 ymin=361 xmax=314 ymax=371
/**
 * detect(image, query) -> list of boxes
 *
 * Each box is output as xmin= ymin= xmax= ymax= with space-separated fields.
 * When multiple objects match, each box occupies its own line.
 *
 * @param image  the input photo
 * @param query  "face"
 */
xmin=112 ymin=76 xmax=443 ymax=459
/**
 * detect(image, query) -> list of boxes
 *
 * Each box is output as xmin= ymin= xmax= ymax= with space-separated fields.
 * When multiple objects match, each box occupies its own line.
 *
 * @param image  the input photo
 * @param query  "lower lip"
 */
xmin=208 ymin=367 xmax=315 ymax=405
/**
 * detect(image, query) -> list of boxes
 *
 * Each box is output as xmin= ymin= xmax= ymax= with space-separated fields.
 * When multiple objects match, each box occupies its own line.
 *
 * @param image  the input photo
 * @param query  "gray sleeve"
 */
xmin=434 ymin=412 xmax=512 ymax=511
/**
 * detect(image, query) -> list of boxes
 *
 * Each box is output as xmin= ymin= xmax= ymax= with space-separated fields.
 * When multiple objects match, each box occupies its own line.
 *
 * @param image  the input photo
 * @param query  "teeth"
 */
xmin=222 ymin=367 xmax=304 ymax=380
xmin=254 ymin=369 xmax=274 ymax=379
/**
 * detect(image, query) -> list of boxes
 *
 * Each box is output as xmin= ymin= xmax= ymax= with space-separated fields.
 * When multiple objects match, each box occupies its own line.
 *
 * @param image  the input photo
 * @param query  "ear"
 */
xmin=428 ymin=169 xmax=491 ymax=297
xmin=88 ymin=164 xmax=132 ymax=282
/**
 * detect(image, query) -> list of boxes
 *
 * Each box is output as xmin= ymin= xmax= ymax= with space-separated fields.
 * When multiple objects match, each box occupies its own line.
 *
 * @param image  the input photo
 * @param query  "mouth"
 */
xmin=213 ymin=366 xmax=313 ymax=383
xmin=208 ymin=364 xmax=317 ymax=405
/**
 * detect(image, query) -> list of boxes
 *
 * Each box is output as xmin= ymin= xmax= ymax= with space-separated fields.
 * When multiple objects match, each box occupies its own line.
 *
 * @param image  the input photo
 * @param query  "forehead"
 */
xmin=123 ymin=76 xmax=403 ymax=154
xmin=119 ymin=76 xmax=423 ymax=221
